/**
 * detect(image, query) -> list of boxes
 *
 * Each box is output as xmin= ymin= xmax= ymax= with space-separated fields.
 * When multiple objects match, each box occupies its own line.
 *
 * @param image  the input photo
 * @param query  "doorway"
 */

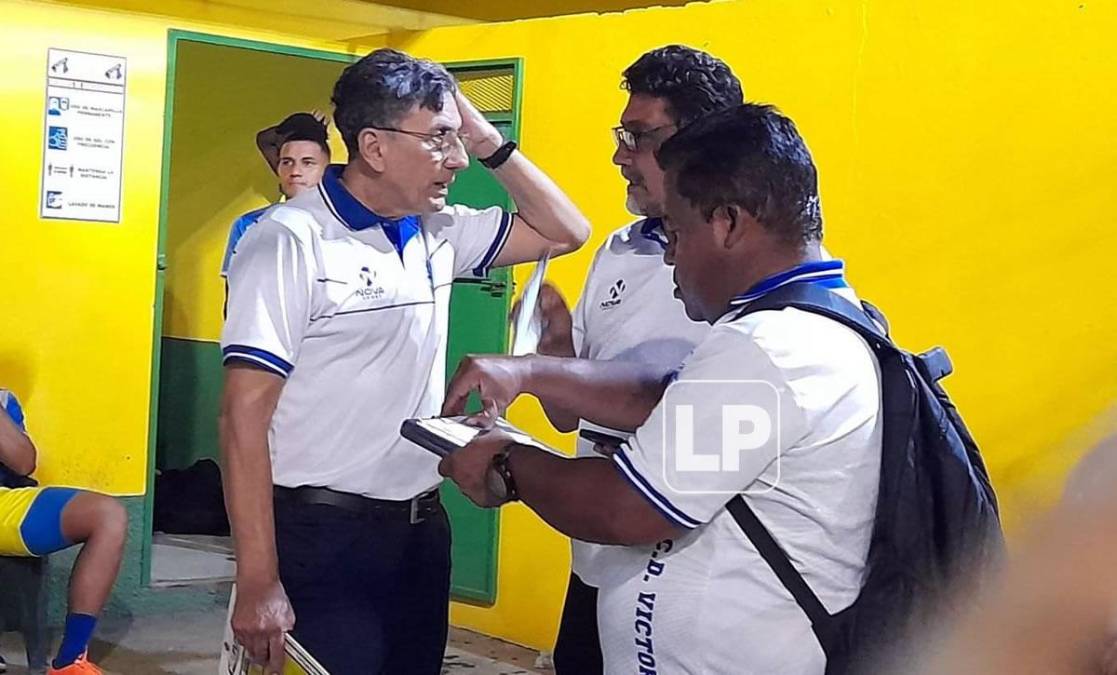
xmin=145 ymin=31 xmax=519 ymax=605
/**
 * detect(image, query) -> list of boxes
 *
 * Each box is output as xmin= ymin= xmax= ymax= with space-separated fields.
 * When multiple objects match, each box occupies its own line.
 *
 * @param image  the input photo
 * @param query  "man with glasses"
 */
xmin=220 ymin=48 xmax=590 ymax=675
xmin=440 ymin=102 xmax=882 ymax=675
xmin=526 ymin=45 xmax=742 ymax=674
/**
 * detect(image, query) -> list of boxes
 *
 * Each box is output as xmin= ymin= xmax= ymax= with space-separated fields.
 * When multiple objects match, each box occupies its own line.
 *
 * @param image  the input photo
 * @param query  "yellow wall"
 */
xmin=163 ymin=41 xmax=350 ymax=341
xmin=0 ymin=0 xmax=378 ymax=494
xmin=4 ymin=0 xmax=1117 ymax=656
xmin=395 ymin=0 xmax=1117 ymax=649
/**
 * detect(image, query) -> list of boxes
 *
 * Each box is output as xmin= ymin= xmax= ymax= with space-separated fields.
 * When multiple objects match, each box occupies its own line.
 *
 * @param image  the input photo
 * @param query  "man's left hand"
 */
xmin=438 ymin=429 xmax=515 ymax=508
xmin=454 ymin=89 xmax=503 ymax=158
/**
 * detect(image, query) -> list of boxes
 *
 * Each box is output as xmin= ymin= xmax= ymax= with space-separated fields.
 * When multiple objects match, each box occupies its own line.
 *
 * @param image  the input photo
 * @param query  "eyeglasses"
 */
xmin=612 ymin=123 xmax=676 ymax=153
xmin=371 ymin=126 xmax=465 ymax=156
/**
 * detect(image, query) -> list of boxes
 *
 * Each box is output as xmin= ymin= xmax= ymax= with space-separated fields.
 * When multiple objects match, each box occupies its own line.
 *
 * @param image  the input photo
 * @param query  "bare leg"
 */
xmin=58 ymin=492 xmax=126 ymax=616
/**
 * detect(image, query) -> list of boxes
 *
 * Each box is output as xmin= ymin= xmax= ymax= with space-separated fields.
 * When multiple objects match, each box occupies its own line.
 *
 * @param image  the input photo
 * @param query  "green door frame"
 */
xmin=143 ymin=28 xmax=523 ymax=586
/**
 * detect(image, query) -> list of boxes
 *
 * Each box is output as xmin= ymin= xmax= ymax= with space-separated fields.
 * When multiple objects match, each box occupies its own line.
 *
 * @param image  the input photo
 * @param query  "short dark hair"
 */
xmin=277 ymin=113 xmax=330 ymax=157
xmin=331 ymin=48 xmax=456 ymax=154
xmin=622 ymin=45 xmax=744 ymax=128
xmin=657 ymin=103 xmax=823 ymax=246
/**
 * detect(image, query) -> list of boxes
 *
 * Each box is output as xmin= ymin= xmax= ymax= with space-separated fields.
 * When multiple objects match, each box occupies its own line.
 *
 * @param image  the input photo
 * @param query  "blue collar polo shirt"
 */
xmin=598 ymin=260 xmax=883 ymax=674
xmin=220 ymin=164 xmax=512 ymax=500
xmin=568 ymin=217 xmax=710 ymax=588
xmin=220 ymin=205 xmax=273 ymax=278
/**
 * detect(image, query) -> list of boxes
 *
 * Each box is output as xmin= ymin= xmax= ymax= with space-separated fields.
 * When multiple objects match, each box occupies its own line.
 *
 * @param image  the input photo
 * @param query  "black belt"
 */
xmin=274 ymin=485 xmax=440 ymax=524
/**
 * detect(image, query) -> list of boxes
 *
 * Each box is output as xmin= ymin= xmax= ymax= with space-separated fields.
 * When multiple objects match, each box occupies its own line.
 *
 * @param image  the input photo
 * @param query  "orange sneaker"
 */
xmin=46 ymin=653 xmax=103 ymax=675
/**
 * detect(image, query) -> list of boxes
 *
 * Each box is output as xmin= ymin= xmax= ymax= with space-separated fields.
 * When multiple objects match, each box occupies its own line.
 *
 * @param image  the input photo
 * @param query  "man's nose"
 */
xmin=612 ymin=143 xmax=632 ymax=167
xmin=444 ymin=136 xmax=470 ymax=171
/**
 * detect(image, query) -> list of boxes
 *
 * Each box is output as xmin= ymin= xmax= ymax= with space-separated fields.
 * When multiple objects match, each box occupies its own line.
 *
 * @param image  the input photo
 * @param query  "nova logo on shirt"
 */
xmin=600 ymin=279 xmax=626 ymax=310
xmin=356 ymin=266 xmax=385 ymax=300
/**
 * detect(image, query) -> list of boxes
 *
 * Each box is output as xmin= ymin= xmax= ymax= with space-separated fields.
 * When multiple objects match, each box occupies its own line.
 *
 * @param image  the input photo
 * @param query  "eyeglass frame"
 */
xmin=612 ymin=123 xmax=677 ymax=153
xmin=368 ymin=126 xmax=466 ymax=156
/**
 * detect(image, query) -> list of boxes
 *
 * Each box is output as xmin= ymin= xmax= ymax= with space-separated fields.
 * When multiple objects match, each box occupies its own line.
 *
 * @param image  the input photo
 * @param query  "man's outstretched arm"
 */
xmin=439 ymin=431 xmax=681 ymax=546
xmin=443 ymin=354 xmax=672 ymax=433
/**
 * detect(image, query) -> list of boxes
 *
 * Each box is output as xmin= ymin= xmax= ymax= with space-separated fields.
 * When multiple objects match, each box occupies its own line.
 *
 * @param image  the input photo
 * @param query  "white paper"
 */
xmin=414 ymin=416 xmax=562 ymax=457
xmin=219 ymin=586 xmax=331 ymax=675
xmin=40 ymin=48 xmax=127 ymax=222
xmin=510 ymin=252 xmax=549 ymax=356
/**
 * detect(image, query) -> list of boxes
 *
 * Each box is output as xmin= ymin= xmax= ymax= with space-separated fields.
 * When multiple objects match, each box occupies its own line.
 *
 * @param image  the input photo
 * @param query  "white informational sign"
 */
xmin=40 ymin=48 xmax=127 ymax=222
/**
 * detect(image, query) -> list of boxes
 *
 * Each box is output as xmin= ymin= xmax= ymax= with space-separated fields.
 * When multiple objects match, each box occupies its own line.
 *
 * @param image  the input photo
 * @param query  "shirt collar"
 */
xmin=639 ymin=217 xmax=668 ymax=248
xmin=319 ymin=164 xmax=420 ymax=256
xmin=726 ymin=259 xmax=849 ymax=310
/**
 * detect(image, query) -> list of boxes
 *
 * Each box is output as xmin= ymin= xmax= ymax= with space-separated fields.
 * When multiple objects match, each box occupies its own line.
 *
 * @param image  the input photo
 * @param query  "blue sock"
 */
xmin=53 ymin=613 xmax=97 ymax=667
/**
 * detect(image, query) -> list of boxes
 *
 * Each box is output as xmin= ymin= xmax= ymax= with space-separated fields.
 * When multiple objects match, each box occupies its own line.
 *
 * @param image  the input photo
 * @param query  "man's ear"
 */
xmin=712 ymin=204 xmax=756 ymax=250
xmin=357 ymin=128 xmax=387 ymax=172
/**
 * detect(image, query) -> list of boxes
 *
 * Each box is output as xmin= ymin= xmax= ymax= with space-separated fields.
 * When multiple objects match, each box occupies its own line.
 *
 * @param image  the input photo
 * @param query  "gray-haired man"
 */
xmin=220 ymin=48 xmax=590 ymax=674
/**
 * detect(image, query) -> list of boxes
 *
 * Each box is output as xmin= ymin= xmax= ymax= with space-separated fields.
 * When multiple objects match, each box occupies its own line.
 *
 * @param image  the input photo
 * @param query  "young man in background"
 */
xmin=220 ymin=112 xmax=331 ymax=277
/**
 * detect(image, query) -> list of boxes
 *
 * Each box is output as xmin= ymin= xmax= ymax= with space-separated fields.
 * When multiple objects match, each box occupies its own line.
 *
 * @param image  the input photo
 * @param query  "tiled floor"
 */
xmin=0 ymin=611 xmax=547 ymax=674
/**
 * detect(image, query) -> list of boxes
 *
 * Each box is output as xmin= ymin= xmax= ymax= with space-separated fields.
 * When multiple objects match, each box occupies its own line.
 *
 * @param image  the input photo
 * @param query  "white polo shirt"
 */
xmin=221 ymin=164 xmax=512 ymax=500
xmin=569 ymin=218 xmax=709 ymax=587
xmin=598 ymin=266 xmax=883 ymax=674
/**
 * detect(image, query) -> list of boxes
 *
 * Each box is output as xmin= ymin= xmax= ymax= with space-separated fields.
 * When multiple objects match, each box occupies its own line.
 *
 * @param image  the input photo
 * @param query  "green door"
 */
xmin=441 ymin=117 xmax=516 ymax=605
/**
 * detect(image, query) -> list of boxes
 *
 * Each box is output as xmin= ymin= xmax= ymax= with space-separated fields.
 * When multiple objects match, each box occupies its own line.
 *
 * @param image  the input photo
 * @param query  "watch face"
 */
xmin=486 ymin=467 xmax=510 ymax=502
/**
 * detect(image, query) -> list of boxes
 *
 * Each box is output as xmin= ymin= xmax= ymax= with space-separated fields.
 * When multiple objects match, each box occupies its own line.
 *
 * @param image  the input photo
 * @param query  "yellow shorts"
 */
xmin=0 ymin=486 xmax=45 ymax=556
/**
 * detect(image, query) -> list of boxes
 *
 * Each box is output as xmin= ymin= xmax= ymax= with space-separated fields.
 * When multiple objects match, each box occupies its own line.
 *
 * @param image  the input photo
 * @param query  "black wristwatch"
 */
xmin=479 ymin=140 xmax=517 ymax=170
xmin=489 ymin=443 xmax=520 ymax=503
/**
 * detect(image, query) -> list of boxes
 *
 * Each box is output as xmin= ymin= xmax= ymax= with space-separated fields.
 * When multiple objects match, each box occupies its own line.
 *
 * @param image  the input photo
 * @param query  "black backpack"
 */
xmin=728 ymin=282 xmax=1004 ymax=674
xmin=153 ymin=459 xmax=230 ymax=536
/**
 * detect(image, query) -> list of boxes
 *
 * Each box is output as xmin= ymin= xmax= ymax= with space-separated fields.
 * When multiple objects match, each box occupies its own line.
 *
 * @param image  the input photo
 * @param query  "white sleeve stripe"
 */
xmin=221 ymin=353 xmax=290 ymax=378
xmin=472 ymin=210 xmax=513 ymax=277
xmin=613 ymin=447 xmax=701 ymax=529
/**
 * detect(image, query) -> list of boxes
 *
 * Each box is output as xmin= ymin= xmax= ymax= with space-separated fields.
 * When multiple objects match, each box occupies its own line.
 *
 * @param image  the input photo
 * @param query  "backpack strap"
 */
xmin=725 ymin=282 xmax=893 ymax=655
xmin=860 ymin=299 xmax=890 ymax=336
xmin=726 ymin=495 xmax=833 ymax=630
xmin=732 ymin=282 xmax=891 ymax=347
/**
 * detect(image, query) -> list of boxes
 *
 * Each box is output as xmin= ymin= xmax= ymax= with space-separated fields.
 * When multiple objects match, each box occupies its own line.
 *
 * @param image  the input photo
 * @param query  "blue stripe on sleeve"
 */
xmin=613 ymin=447 xmax=702 ymax=529
xmin=2 ymin=391 xmax=27 ymax=433
xmin=221 ymin=345 xmax=294 ymax=378
xmin=472 ymin=210 xmax=514 ymax=277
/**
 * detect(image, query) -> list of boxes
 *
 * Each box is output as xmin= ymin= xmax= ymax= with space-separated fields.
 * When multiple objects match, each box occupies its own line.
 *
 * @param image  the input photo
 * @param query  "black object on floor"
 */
xmin=153 ymin=459 xmax=230 ymax=536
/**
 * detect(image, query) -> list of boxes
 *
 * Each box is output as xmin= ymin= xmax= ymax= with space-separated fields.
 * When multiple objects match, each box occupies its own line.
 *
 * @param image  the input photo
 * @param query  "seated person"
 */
xmin=0 ymin=388 xmax=127 ymax=675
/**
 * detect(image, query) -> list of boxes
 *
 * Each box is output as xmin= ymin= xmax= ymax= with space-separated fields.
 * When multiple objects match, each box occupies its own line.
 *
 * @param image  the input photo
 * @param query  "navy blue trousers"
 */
xmin=554 ymin=572 xmax=604 ymax=675
xmin=275 ymin=498 xmax=451 ymax=675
